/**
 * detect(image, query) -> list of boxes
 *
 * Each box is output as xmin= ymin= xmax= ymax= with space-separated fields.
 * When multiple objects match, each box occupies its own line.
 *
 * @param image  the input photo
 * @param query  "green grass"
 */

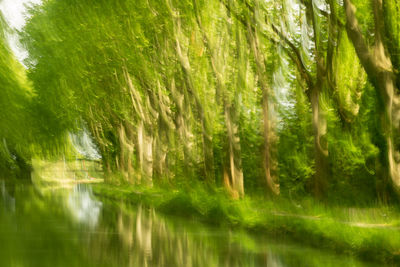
xmin=92 ymin=182 xmax=400 ymax=265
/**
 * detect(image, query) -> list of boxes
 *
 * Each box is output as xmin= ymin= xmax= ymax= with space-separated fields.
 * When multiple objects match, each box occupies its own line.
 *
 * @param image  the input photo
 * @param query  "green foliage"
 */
xmin=2 ymin=0 xmax=400 ymax=262
xmin=14 ymin=0 xmax=400 ymax=202
xmin=0 ymin=15 xmax=34 ymax=178
xmin=384 ymin=0 xmax=400 ymax=89
xmin=278 ymin=85 xmax=314 ymax=197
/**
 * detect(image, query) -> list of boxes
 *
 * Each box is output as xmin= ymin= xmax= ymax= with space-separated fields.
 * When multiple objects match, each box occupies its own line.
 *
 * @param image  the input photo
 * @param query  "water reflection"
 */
xmin=0 ymin=179 xmax=377 ymax=267
xmin=93 ymin=201 xmax=369 ymax=267
xmin=67 ymin=184 xmax=102 ymax=228
xmin=1 ymin=179 xmax=15 ymax=212
xmin=103 ymin=202 xmax=276 ymax=267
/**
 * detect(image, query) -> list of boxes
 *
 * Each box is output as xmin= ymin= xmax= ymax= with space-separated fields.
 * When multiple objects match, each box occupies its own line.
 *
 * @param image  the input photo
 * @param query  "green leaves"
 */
xmin=17 ymin=0 xmax=400 ymax=201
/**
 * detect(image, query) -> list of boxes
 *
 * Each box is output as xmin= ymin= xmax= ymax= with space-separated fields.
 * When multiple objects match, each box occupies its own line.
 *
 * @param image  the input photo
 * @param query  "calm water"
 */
xmin=0 ymin=179 xmax=376 ymax=267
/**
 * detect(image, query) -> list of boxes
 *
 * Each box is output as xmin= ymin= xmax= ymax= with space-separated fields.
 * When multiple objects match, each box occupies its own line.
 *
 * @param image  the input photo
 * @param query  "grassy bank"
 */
xmin=93 ymin=183 xmax=400 ymax=265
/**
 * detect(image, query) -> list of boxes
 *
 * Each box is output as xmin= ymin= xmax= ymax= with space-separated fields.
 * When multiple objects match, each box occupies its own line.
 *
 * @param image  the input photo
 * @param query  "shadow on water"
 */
xmin=0 ymin=178 xmax=379 ymax=267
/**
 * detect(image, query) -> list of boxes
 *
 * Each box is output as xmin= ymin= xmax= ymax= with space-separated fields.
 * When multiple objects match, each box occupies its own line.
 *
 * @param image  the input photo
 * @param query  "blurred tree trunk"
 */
xmin=245 ymin=4 xmax=279 ymax=195
xmin=344 ymin=0 xmax=400 ymax=193
xmin=310 ymin=84 xmax=329 ymax=197
xmin=270 ymin=0 xmax=330 ymax=197
xmin=169 ymin=3 xmax=215 ymax=183
xmin=193 ymin=0 xmax=244 ymax=197
xmin=224 ymin=102 xmax=244 ymax=198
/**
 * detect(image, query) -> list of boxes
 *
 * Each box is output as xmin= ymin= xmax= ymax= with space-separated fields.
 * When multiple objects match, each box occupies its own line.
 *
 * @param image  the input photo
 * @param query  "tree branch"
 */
xmin=270 ymin=23 xmax=313 ymax=89
xmin=343 ymin=0 xmax=375 ymax=76
xmin=220 ymin=0 xmax=313 ymax=91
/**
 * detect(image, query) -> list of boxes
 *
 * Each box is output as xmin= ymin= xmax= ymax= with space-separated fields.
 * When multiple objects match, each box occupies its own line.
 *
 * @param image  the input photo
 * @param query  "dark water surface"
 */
xmin=0 ymin=179 xmax=376 ymax=267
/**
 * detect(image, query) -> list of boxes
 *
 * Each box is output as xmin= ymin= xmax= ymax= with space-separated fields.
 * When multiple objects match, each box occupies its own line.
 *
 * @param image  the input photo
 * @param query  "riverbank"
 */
xmin=1 ymin=178 xmax=376 ymax=267
xmin=29 ymin=159 xmax=400 ymax=264
xmin=93 ymin=183 xmax=400 ymax=265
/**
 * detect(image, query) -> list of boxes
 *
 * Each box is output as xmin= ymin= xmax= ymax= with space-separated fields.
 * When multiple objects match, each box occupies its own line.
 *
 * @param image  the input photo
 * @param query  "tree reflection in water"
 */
xmin=0 ymin=180 xmax=374 ymax=267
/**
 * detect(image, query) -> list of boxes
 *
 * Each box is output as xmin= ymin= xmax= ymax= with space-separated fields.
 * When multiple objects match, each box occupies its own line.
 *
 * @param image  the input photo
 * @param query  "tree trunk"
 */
xmin=261 ymin=91 xmax=279 ymax=195
xmin=344 ymin=0 xmax=400 ymax=193
xmin=379 ymin=72 xmax=400 ymax=190
xmin=246 ymin=17 xmax=280 ymax=195
xmin=137 ymin=121 xmax=153 ymax=186
xmin=173 ymin=16 xmax=215 ymax=183
xmin=192 ymin=2 xmax=244 ymax=197
xmin=310 ymin=86 xmax=329 ymax=197
xmin=224 ymin=102 xmax=244 ymax=198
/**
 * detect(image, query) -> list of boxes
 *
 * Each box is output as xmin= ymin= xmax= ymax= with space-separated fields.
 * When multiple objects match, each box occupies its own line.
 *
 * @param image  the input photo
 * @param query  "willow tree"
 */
xmin=189 ymin=0 xmax=247 ymax=197
xmin=23 ymin=0 xmax=277 ymax=196
xmin=0 ymin=14 xmax=33 ymax=178
xmin=250 ymin=0 xmax=354 ymax=197
xmin=22 ymin=0 xmax=221 ymax=186
xmin=20 ymin=0 xmax=398 ymax=203
xmin=213 ymin=0 xmax=280 ymax=196
xmin=342 ymin=0 xmax=400 ymax=194
xmin=23 ymin=0 xmax=161 ymax=183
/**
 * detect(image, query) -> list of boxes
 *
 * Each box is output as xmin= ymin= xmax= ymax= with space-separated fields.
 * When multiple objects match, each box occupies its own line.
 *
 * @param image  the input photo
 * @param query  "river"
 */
xmin=0 ymin=174 xmax=377 ymax=267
